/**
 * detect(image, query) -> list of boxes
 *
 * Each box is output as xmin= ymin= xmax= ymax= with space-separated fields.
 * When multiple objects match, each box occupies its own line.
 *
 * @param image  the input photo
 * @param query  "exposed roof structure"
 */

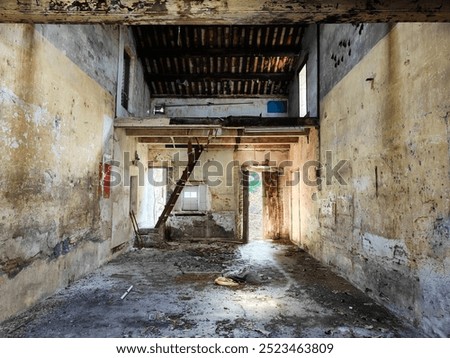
xmin=133 ymin=25 xmax=305 ymax=98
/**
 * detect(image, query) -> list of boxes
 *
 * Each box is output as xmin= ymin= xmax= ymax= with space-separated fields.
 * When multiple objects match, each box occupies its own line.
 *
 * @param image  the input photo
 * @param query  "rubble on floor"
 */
xmin=0 ymin=240 xmax=423 ymax=338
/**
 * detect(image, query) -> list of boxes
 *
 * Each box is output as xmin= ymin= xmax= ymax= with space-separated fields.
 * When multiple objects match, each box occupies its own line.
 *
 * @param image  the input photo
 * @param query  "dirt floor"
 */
xmin=0 ymin=239 xmax=423 ymax=338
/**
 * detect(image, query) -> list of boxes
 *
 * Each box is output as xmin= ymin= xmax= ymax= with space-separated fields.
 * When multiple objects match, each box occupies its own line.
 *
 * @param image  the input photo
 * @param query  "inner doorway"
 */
xmin=248 ymin=171 xmax=263 ymax=241
xmin=148 ymin=167 xmax=167 ymax=228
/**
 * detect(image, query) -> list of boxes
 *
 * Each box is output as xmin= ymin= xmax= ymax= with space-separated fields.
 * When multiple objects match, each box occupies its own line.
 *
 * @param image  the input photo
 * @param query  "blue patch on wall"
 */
xmin=267 ymin=100 xmax=288 ymax=113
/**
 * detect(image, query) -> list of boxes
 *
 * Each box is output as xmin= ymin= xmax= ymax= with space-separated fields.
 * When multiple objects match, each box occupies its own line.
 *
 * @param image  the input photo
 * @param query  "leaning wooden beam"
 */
xmin=155 ymin=143 xmax=203 ymax=228
xmin=0 ymin=1 xmax=449 ymax=24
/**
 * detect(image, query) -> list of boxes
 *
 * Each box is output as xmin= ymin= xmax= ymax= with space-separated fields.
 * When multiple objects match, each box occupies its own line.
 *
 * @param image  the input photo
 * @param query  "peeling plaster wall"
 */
xmin=0 ymin=24 xmax=151 ymax=322
xmin=0 ymin=24 xmax=113 ymax=322
xmin=302 ymin=23 xmax=450 ymax=336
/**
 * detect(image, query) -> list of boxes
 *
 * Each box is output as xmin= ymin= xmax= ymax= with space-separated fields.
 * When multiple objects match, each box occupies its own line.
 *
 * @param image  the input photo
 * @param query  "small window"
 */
xmin=299 ymin=63 xmax=307 ymax=117
xmin=121 ymin=51 xmax=131 ymax=111
xmin=267 ymin=100 xmax=288 ymax=113
xmin=182 ymin=186 xmax=199 ymax=211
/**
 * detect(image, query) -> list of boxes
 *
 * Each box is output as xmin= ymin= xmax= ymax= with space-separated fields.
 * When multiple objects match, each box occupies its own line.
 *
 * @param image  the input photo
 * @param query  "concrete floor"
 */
xmin=0 ymin=239 xmax=422 ymax=338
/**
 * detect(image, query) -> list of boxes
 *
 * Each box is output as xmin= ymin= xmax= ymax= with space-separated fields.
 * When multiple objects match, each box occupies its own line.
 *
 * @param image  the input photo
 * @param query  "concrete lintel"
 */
xmin=1 ymin=1 xmax=449 ymax=24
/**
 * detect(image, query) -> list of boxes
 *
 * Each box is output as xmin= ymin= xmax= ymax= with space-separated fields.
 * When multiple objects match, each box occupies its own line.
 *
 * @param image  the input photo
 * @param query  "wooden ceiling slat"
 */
xmin=200 ymin=27 xmax=206 ymax=47
xmin=285 ymin=26 xmax=294 ymax=46
xmin=293 ymin=26 xmax=302 ymax=47
xmin=232 ymin=26 xmax=239 ymax=47
xmin=272 ymin=27 xmax=278 ymax=47
xmin=279 ymin=26 xmax=287 ymax=46
xmin=167 ymin=26 xmax=174 ymax=47
xmin=217 ymin=26 xmax=223 ymax=48
xmin=194 ymin=27 xmax=199 ymax=47
xmin=240 ymin=27 xmax=246 ymax=47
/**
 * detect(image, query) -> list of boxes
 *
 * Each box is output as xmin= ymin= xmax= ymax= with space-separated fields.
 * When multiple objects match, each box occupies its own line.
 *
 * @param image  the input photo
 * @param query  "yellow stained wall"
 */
xmin=307 ymin=23 xmax=450 ymax=336
xmin=289 ymin=128 xmax=320 ymax=247
xmin=0 ymin=25 xmax=115 ymax=322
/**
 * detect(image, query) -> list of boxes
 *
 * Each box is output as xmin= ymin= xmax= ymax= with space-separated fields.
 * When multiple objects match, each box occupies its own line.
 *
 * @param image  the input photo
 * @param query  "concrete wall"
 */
xmin=35 ymin=24 xmax=120 ymax=97
xmin=0 ymin=24 xmax=151 ymax=322
xmin=296 ymin=23 xmax=450 ymax=337
xmin=288 ymin=25 xmax=318 ymax=118
xmin=149 ymin=98 xmax=289 ymax=118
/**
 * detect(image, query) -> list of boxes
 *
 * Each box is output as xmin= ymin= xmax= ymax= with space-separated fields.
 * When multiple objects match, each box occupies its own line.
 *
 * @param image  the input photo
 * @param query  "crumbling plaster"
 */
xmin=299 ymin=23 xmax=450 ymax=337
xmin=1 ymin=1 xmax=449 ymax=24
xmin=0 ymin=23 xmax=151 ymax=322
xmin=0 ymin=24 xmax=114 ymax=321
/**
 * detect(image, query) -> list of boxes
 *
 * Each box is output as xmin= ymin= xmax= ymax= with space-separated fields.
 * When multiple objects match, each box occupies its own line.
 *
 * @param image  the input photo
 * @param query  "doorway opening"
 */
xmin=148 ymin=167 xmax=167 ymax=228
xmin=248 ymin=171 xmax=263 ymax=241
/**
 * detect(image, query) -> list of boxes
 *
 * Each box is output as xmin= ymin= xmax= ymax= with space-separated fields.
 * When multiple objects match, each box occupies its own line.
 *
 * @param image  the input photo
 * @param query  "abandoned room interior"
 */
xmin=0 ymin=1 xmax=449 ymax=338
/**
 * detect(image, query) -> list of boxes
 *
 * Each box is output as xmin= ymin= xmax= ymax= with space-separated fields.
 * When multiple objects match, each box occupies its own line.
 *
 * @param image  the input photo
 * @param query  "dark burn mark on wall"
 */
xmin=0 ymin=253 xmax=39 ymax=279
xmin=53 ymin=238 xmax=71 ymax=258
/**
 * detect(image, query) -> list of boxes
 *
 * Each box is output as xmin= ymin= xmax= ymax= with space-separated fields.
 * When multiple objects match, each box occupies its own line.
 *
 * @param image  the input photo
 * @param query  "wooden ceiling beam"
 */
xmin=138 ymin=137 xmax=300 ymax=144
xmin=147 ymin=72 xmax=293 ymax=82
xmin=127 ymin=128 xmax=238 ymax=137
xmin=126 ymin=128 xmax=308 ymax=137
xmin=169 ymin=116 xmax=318 ymax=127
xmin=115 ymin=117 xmax=319 ymax=128
xmin=0 ymin=1 xmax=448 ymax=23
xmin=147 ymin=144 xmax=292 ymax=150
xmin=140 ymin=48 xmax=301 ymax=58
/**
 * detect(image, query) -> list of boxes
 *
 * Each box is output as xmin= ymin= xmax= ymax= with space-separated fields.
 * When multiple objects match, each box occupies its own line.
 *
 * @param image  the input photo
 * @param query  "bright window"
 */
xmin=182 ymin=186 xmax=199 ymax=211
xmin=299 ymin=63 xmax=307 ymax=117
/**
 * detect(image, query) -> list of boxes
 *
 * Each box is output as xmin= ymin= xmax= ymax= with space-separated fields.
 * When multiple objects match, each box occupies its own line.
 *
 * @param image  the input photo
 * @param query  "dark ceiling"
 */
xmin=132 ymin=25 xmax=306 ymax=98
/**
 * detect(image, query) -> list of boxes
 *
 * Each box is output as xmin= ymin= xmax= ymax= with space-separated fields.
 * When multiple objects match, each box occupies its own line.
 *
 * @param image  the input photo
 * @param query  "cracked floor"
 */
xmin=0 ymin=239 xmax=422 ymax=338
